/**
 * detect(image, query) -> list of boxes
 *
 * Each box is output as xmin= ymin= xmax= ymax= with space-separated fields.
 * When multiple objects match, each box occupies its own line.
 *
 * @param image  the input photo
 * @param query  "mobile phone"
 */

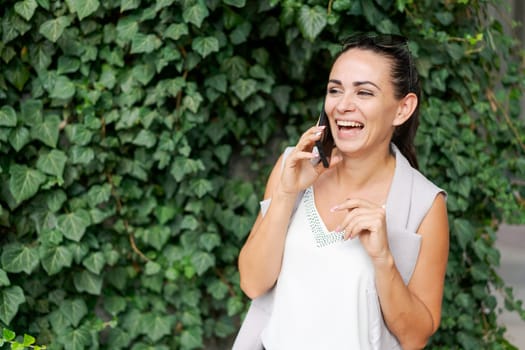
xmin=314 ymin=103 xmax=334 ymax=168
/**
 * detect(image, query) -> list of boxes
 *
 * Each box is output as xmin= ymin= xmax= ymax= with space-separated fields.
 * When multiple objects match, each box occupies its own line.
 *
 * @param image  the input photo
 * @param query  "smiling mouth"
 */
xmin=336 ymin=120 xmax=364 ymax=130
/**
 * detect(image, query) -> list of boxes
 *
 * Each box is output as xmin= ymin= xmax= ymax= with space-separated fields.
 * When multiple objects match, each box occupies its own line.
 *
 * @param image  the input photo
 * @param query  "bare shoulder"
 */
xmin=419 ymin=193 xmax=449 ymax=237
xmin=409 ymin=192 xmax=449 ymax=332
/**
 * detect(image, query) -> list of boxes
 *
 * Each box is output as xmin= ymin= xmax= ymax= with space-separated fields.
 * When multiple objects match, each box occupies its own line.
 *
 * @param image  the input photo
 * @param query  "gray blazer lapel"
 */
xmin=385 ymin=146 xmax=421 ymax=285
xmin=385 ymin=145 xmax=413 ymax=231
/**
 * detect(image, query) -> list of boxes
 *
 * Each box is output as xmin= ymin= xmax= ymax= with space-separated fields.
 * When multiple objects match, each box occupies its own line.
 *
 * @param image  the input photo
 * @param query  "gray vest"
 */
xmin=233 ymin=145 xmax=444 ymax=350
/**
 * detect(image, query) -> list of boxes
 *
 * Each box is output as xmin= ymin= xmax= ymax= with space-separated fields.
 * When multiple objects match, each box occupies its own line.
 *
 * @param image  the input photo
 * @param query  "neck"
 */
xmin=334 ymin=145 xmax=395 ymax=191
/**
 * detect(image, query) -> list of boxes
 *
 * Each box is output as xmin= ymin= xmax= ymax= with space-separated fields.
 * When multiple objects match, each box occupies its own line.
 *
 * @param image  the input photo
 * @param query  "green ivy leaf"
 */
xmin=57 ymin=325 xmax=91 ymax=350
xmin=297 ymin=5 xmax=326 ymax=41
xmin=86 ymin=184 xmax=112 ymax=207
xmin=104 ymin=296 xmax=127 ymax=316
xmin=165 ymin=23 xmax=189 ymax=40
xmin=69 ymin=146 xmax=95 ymax=165
xmin=190 ymin=179 xmax=213 ymax=198
xmin=0 ymin=286 xmax=25 ymax=324
xmin=192 ymin=36 xmax=219 ymax=58
xmin=23 ymin=333 xmax=36 ymax=347
xmin=199 ymin=233 xmax=221 ymax=252
xmin=82 ymin=252 xmax=105 ymax=274
xmin=182 ymin=2 xmax=209 ymax=28
xmin=191 ymin=251 xmax=215 ymax=276
xmin=20 ymin=98 xmax=43 ymax=127
xmin=205 ymin=74 xmax=227 ymax=93
xmin=141 ymin=226 xmax=171 ymax=250
xmin=39 ymin=16 xmax=71 ymax=43
xmin=60 ymin=299 xmax=88 ymax=327
xmin=207 ymin=279 xmax=228 ymax=300
xmin=143 ymin=314 xmax=175 ymax=342
xmin=179 ymin=327 xmax=203 ymax=349
xmin=154 ymin=206 xmax=177 ymax=226
xmin=214 ymin=145 xmax=232 ymax=165
xmin=145 ymin=261 xmax=161 ymax=275
xmin=14 ymin=0 xmax=38 ymax=21
xmin=39 ymin=245 xmax=73 ymax=275
xmin=223 ymin=0 xmax=245 ymax=7
xmin=0 ymin=269 xmax=10 ymax=287
xmin=73 ymin=270 xmax=102 ymax=295
xmin=68 ymin=242 xmax=89 ymax=265
xmin=67 ymin=0 xmax=100 ymax=20
xmin=132 ymin=129 xmax=157 ymax=148
xmin=130 ymin=33 xmax=162 ymax=54
xmin=183 ymin=93 xmax=203 ymax=113
xmin=120 ymin=0 xmax=140 ymax=12
xmin=31 ymin=114 xmax=61 ymax=147
xmin=155 ymin=0 xmax=175 ymax=11
xmin=49 ymin=76 xmax=76 ymax=100
xmin=37 ymin=149 xmax=67 ymax=177
xmin=232 ymin=78 xmax=257 ymax=101
xmin=9 ymin=127 xmax=30 ymax=152
xmin=1 ymin=243 xmax=39 ymax=274
xmin=229 ymin=21 xmax=251 ymax=45
xmin=57 ymin=210 xmax=91 ymax=242
xmin=0 ymin=106 xmax=17 ymax=127
xmin=30 ymin=41 xmax=55 ymax=71
xmin=3 ymin=328 xmax=16 ymax=341
xmin=116 ymin=16 xmax=139 ymax=42
xmin=4 ymin=61 xmax=30 ymax=91
xmin=132 ymin=63 xmax=156 ymax=85
xmin=180 ymin=215 xmax=199 ymax=231
xmin=8 ymin=164 xmax=47 ymax=204
xmin=226 ymin=295 xmax=244 ymax=316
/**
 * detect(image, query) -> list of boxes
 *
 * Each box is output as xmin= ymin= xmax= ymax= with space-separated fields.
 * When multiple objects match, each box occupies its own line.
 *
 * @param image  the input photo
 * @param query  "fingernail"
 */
xmin=314 ymin=131 xmax=322 ymax=136
xmin=330 ymin=206 xmax=338 ymax=212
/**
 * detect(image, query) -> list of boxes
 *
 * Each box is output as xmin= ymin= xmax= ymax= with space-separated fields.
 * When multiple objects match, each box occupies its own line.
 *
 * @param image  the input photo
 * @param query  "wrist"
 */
xmin=372 ymin=251 xmax=395 ymax=271
xmin=274 ymin=185 xmax=301 ymax=200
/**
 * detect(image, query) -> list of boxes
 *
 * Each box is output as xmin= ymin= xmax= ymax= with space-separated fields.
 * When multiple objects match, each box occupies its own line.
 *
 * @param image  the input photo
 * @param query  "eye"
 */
xmin=357 ymin=90 xmax=374 ymax=96
xmin=328 ymin=87 xmax=343 ymax=95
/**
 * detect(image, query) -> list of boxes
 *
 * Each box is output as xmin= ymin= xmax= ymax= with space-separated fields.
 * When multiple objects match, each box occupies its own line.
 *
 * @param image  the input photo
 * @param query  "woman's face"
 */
xmin=325 ymin=48 xmax=404 ymax=155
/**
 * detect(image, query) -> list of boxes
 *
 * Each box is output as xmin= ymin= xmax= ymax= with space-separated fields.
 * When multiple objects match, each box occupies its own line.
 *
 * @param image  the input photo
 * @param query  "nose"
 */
xmin=336 ymin=93 xmax=357 ymax=113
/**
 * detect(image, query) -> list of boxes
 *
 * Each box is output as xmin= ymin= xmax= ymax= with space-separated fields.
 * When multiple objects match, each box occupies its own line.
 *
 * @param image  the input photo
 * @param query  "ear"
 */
xmin=392 ymin=93 xmax=418 ymax=126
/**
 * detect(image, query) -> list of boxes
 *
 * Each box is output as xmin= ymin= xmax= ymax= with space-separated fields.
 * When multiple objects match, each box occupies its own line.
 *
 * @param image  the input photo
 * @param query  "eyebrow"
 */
xmin=328 ymin=79 xmax=381 ymax=91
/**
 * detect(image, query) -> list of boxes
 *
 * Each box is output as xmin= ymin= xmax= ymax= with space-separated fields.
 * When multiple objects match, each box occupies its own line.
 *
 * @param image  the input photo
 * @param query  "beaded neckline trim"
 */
xmin=304 ymin=187 xmax=344 ymax=248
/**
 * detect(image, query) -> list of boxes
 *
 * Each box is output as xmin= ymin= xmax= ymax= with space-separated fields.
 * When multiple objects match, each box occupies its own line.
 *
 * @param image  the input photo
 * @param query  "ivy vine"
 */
xmin=0 ymin=0 xmax=524 ymax=349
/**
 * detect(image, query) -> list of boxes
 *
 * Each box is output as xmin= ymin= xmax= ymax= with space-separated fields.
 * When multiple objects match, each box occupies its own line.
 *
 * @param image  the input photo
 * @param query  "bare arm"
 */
xmin=375 ymin=193 xmax=449 ymax=349
xmin=238 ymin=126 xmax=328 ymax=299
xmin=238 ymin=155 xmax=298 ymax=299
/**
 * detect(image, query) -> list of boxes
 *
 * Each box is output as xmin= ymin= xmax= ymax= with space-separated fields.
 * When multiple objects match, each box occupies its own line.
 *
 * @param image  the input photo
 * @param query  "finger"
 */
xmin=331 ymin=198 xmax=382 ymax=212
xmin=296 ymin=125 xmax=326 ymax=151
xmin=346 ymin=218 xmax=379 ymax=240
xmin=334 ymin=206 xmax=368 ymax=234
xmin=346 ymin=213 xmax=387 ymax=240
xmin=337 ymin=208 xmax=370 ymax=237
xmin=340 ymin=208 xmax=385 ymax=239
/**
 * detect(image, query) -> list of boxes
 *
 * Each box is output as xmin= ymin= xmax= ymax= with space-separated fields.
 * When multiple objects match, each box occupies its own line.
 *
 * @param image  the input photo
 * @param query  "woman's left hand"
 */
xmin=332 ymin=199 xmax=390 ymax=262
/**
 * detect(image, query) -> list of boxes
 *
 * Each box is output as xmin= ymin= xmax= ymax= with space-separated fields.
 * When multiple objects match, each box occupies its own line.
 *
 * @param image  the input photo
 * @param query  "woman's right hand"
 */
xmin=277 ymin=125 xmax=329 ymax=195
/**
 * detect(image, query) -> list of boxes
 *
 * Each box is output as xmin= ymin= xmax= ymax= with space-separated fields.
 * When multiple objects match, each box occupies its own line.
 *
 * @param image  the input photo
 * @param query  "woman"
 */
xmin=236 ymin=33 xmax=449 ymax=350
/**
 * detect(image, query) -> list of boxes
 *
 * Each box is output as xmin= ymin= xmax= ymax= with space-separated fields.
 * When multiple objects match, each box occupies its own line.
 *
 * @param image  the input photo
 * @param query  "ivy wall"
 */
xmin=0 ymin=0 xmax=524 ymax=349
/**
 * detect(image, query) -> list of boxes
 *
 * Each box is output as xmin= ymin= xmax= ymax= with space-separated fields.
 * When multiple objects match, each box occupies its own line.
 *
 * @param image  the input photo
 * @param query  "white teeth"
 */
xmin=336 ymin=120 xmax=363 ymax=128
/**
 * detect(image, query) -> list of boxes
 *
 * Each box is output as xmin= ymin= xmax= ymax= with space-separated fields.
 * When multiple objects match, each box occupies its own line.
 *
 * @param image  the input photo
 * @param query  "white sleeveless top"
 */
xmin=261 ymin=185 xmax=376 ymax=349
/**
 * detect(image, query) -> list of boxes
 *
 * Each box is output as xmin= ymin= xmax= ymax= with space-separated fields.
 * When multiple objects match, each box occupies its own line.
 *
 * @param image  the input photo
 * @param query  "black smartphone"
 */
xmin=314 ymin=104 xmax=334 ymax=168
